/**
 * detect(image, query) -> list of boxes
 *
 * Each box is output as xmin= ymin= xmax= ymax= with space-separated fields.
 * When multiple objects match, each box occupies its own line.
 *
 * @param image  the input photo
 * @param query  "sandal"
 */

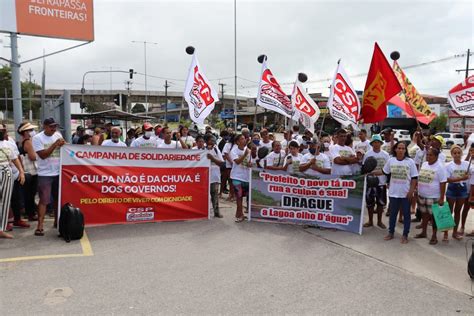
xmin=452 ymin=234 xmax=463 ymax=241
xmin=443 ymin=233 xmax=449 ymax=243
xmin=377 ymin=222 xmax=386 ymax=229
xmin=429 ymin=238 xmax=438 ymax=245
xmin=34 ymin=229 xmax=44 ymax=236
xmin=234 ymin=217 xmax=245 ymax=223
xmin=363 ymin=222 xmax=373 ymax=228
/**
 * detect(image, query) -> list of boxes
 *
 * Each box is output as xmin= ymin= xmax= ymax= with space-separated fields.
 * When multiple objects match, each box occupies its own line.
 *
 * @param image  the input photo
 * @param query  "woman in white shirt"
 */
xmin=230 ymin=134 xmax=252 ymax=222
xmin=414 ymin=147 xmax=447 ymax=245
xmin=375 ymin=141 xmax=418 ymax=244
xmin=180 ymin=126 xmax=195 ymax=149
xmin=283 ymin=141 xmax=303 ymax=174
xmin=445 ymin=145 xmax=469 ymax=241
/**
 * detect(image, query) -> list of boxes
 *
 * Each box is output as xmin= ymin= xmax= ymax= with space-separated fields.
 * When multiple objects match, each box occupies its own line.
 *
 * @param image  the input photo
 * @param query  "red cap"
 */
xmin=143 ymin=122 xmax=153 ymax=130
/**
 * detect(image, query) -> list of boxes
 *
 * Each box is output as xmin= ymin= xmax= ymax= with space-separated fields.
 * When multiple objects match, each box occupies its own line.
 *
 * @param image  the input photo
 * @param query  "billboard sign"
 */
xmin=0 ymin=0 xmax=94 ymax=41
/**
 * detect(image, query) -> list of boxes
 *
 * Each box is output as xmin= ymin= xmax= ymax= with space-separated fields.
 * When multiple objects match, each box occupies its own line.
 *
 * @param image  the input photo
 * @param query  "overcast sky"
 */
xmin=1 ymin=0 xmax=473 ymax=98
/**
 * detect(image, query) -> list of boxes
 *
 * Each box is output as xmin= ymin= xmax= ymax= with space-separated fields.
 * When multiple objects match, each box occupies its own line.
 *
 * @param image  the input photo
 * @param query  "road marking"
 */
xmin=0 ymin=231 xmax=94 ymax=263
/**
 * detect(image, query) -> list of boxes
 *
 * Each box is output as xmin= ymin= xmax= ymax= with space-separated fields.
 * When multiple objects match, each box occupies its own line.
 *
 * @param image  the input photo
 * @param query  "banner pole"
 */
xmin=318 ymin=111 xmax=327 ymax=140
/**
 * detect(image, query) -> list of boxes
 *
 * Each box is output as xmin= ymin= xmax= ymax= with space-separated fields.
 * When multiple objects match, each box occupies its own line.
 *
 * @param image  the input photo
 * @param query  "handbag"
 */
xmin=431 ymin=203 xmax=455 ymax=232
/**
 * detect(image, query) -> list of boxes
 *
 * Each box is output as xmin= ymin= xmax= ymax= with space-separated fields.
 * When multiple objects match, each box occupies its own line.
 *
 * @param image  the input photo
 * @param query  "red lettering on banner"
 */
xmin=193 ymin=66 xmax=214 ymax=106
xmin=294 ymin=87 xmax=316 ymax=116
xmin=334 ymin=73 xmax=358 ymax=118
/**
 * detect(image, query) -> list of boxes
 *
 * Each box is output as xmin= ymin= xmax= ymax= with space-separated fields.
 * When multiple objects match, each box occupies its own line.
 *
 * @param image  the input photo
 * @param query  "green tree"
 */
xmin=429 ymin=113 xmax=448 ymax=133
xmin=85 ymin=102 xmax=111 ymax=113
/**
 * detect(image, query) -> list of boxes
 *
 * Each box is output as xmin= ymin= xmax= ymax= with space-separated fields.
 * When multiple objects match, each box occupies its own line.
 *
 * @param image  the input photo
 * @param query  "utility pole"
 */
xmin=4 ymin=88 xmax=7 ymax=120
xmin=125 ymin=80 xmax=132 ymax=113
xmin=219 ymin=82 xmax=226 ymax=109
xmin=131 ymin=40 xmax=158 ymax=116
xmin=455 ymin=49 xmax=473 ymax=134
xmin=164 ymin=80 xmax=169 ymax=124
xmin=28 ymin=68 xmax=33 ymax=121
xmin=233 ymin=0 xmax=238 ymax=129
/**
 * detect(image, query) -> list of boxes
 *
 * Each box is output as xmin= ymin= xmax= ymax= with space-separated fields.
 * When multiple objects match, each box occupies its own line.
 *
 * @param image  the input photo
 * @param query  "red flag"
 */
xmin=360 ymin=43 xmax=402 ymax=123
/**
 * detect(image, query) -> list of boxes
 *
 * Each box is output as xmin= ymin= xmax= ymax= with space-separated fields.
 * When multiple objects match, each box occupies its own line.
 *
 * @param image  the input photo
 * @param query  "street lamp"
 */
xmin=131 ymin=41 xmax=158 ymax=116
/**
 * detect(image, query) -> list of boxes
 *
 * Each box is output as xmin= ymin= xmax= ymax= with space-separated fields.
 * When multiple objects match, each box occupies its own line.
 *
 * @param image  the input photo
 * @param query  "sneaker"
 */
xmin=13 ymin=220 xmax=30 ymax=228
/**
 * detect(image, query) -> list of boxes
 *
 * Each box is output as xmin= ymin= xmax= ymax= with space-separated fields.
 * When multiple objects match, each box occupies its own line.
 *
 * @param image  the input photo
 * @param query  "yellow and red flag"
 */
xmin=360 ymin=43 xmax=402 ymax=123
xmin=389 ymin=61 xmax=436 ymax=124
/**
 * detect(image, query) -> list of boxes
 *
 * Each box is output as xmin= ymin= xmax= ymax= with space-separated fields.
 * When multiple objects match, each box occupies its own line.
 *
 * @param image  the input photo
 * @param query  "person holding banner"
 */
xmin=445 ymin=145 xmax=469 ymax=241
xmin=377 ymin=141 xmax=418 ymax=244
xmin=180 ymin=126 xmax=195 ymax=149
xmin=415 ymin=148 xmax=447 ymax=245
xmin=102 ymin=127 xmax=126 ymax=147
xmin=330 ymin=129 xmax=359 ymax=176
xmin=230 ymin=134 xmax=252 ymax=222
xmin=131 ymin=123 xmax=159 ymax=148
xmin=299 ymin=141 xmax=331 ymax=177
xmin=264 ymin=141 xmax=286 ymax=171
xmin=283 ymin=141 xmax=303 ymax=174
xmin=363 ymin=135 xmax=390 ymax=228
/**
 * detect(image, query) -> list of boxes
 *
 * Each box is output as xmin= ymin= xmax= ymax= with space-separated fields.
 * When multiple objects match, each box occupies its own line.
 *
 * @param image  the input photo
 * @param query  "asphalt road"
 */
xmin=1 ymin=199 xmax=473 ymax=315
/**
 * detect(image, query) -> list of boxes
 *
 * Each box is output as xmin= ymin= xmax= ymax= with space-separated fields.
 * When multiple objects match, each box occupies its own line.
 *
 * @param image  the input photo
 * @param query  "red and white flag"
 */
xmin=184 ymin=54 xmax=219 ymax=125
xmin=256 ymin=59 xmax=292 ymax=118
xmin=291 ymin=79 xmax=320 ymax=134
xmin=448 ymin=75 xmax=474 ymax=116
xmin=327 ymin=61 xmax=360 ymax=130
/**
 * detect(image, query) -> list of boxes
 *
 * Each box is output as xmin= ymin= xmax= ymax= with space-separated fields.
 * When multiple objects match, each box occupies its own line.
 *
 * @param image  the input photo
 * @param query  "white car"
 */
xmin=393 ymin=129 xmax=411 ymax=143
xmin=435 ymin=132 xmax=465 ymax=149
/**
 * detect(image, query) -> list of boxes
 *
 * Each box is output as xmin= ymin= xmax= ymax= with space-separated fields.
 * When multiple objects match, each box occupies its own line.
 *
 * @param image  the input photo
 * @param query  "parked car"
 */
xmin=392 ymin=129 xmax=411 ymax=143
xmin=435 ymin=132 xmax=464 ymax=148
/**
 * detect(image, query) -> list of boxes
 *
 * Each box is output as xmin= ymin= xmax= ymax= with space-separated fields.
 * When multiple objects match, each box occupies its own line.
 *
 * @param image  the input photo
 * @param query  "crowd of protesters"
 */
xmin=1 ymin=118 xmax=474 ymax=245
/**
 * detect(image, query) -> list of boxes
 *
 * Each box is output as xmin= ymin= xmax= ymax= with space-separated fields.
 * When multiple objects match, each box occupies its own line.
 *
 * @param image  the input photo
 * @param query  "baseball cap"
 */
xmin=370 ymin=134 xmax=383 ymax=144
xmin=142 ymin=122 xmax=153 ymax=131
xmin=43 ymin=117 xmax=59 ymax=126
xmin=382 ymin=127 xmax=393 ymax=134
xmin=431 ymin=135 xmax=445 ymax=146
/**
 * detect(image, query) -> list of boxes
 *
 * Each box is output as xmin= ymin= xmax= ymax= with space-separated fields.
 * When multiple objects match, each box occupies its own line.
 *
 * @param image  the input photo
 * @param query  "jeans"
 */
xmin=388 ymin=197 xmax=411 ymax=237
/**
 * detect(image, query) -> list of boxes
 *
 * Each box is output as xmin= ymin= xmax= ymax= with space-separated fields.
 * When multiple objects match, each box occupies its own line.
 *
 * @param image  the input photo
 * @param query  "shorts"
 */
xmin=417 ymin=196 xmax=437 ymax=214
xmin=446 ymin=183 xmax=468 ymax=199
xmin=366 ymin=185 xmax=387 ymax=208
xmin=232 ymin=179 xmax=249 ymax=199
xmin=38 ymin=176 xmax=59 ymax=205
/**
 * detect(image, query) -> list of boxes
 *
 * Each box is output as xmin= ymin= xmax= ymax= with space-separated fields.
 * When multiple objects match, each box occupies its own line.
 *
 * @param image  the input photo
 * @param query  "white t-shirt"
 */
xmin=414 ymin=148 xmax=446 ymax=166
xmin=206 ymin=146 xmax=223 ymax=184
xmin=330 ymin=144 xmax=356 ymax=176
xmin=446 ymin=161 xmax=469 ymax=185
xmin=0 ymin=140 xmax=15 ymax=165
xmin=131 ymin=136 xmax=158 ymax=148
xmin=265 ymin=150 xmax=285 ymax=168
xmin=281 ymin=139 xmax=290 ymax=152
xmin=283 ymin=153 xmax=303 ymax=174
xmin=158 ymin=140 xmax=182 ymax=149
xmin=3 ymin=139 xmax=20 ymax=179
xmin=102 ymin=139 xmax=127 ymax=147
xmin=381 ymin=141 xmax=393 ymax=155
xmin=260 ymin=140 xmax=273 ymax=149
xmin=301 ymin=152 xmax=330 ymax=177
xmin=222 ymin=142 xmax=234 ymax=168
xmin=354 ymin=140 xmax=372 ymax=154
xmin=363 ymin=149 xmax=390 ymax=186
xmin=180 ymin=135 xmax=195 ymax=149
xmin=418 ymin=161 xmax=447 ymax=199
xmin=32 ymin=131 xmax=63 ymax=177
xmin=382 ymin=157 xmax=418 ymax=198
xmin=230 ymin=146 xmax=251 ymax=182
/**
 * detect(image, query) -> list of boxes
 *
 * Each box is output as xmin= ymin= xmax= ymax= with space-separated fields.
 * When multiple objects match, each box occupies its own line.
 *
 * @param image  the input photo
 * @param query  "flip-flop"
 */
xmin=452 ymin=234 xmax=463 ymax=241
xmin=34 ymin=229 xmax=44 ymax=236
xmin=429 ymin=239 xmax=438 ymax=245
xmin=414 ymin=233 xmax=427 ymax=239
xmin=363 ymin=223 xmax=373 ymax=228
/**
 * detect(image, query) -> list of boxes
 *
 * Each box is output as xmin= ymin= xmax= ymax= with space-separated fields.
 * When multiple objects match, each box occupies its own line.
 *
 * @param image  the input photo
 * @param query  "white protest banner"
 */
xmin=327 ymin=61 xmax=360 ymax=130
xmin=448 ymin=75 xmax=474 ymax=116
xmin=291 ymin=79 xmax=320 ymax=134
xmin=256 ymin=59 xmax=292 ymax=118
xmin=184 ymin=54 xmax=219 ymax=125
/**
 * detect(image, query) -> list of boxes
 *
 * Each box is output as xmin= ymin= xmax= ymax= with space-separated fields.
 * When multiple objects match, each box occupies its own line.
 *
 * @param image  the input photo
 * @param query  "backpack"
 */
xmin=58 ymin=203 xmax=85 ymax=243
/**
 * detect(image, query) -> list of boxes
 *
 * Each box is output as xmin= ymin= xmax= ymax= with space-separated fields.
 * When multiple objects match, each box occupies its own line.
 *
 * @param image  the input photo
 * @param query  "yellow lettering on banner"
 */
xmin=79 ymin=196 xmax=193 ymax=204
xmin=363 ymin=71 xmax=387 ymax=111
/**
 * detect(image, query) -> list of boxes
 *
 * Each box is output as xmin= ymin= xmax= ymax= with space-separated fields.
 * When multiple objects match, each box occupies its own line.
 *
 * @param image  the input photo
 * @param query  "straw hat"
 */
xmin=18 ymin=122 xmax=38 ymax=133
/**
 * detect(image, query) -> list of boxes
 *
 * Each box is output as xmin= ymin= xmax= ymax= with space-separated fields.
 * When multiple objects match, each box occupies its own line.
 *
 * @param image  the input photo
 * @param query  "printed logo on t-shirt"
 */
xmin=44 ymin=142 xmax=60 ymax=158
xmin=375 ymin=157 xmax=387 ymax=171
xmin=273 ymin=156 xmax=283 ymax=167
xmin=453 ymin=169 xmax=467 ymax=178
xmin=419 ymin=168 xmax=435 ymax=184
xmin=390 ymin=165 xmax=409 ymax=180
xmin=339 ymin=150 xmax=352 ymax=158
xmin=292 ymin=160 xmax=300 ymax=173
